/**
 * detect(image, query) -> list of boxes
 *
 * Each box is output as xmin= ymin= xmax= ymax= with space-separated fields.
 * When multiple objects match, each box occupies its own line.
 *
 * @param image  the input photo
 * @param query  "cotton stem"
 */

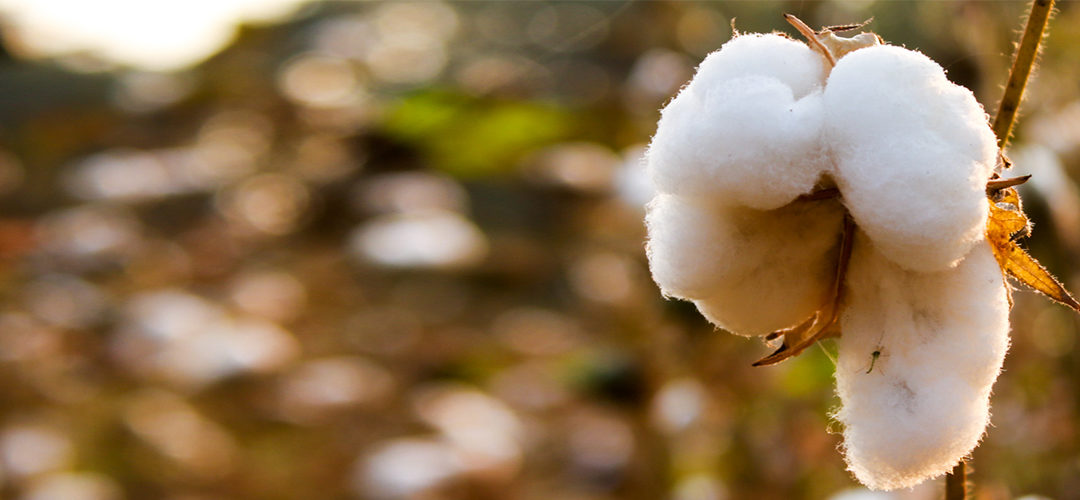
xmin=992 ymin=0 xmax=1054 ymax=150
xmin=945 ymin=460 xmax=967 ymax=500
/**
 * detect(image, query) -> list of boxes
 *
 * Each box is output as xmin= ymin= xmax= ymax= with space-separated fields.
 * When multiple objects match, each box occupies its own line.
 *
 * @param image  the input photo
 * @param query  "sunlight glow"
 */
xmin=0 ymin=0 xmax=310 ymax=71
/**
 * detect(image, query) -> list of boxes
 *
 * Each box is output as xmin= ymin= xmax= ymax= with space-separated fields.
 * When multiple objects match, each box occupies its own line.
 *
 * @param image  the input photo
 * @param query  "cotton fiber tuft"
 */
xmin=646 ymin=195 xmax=844 ymax=335
xmin=824 ymin=46 xmax=998 ymax=272
xmin=647 ymin=34 xmax=829 ymax=210
xmin=689 ymin=33 xmax=827 ymax=99
xmin=834 ymin=236 xmax=1009 ymax=490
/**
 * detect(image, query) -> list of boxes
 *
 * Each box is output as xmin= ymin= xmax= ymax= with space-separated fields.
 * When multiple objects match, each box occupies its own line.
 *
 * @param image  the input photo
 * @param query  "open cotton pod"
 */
xmin=645 ymin=195 xmax=844 ymax=336
xmin=642 ymin=13 xmax=1080 ymax=491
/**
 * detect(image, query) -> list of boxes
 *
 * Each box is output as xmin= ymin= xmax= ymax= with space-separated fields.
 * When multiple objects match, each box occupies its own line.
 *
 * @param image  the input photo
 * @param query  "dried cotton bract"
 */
xmin=645 ymin=20 xmax=1015 ymax=490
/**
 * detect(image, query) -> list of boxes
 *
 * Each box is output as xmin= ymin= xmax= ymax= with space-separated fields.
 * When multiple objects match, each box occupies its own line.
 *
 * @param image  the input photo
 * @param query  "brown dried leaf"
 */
xmin=784 ymin=13 xmax=881 ymax=67
xmin=752 ymin=312 xmax=839 ymax=366
xmin=987 ymin=187 xmax=1080 ymax=313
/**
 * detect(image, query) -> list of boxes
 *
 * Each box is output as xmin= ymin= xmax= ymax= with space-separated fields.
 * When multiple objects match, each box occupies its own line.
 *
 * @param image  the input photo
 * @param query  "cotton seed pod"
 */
xmin=824 ymin=45 xmax=998 ymax=272
xmin=647 ymin=34 xmax=829 ymax=210
xmin=834 ymin=235 xmax=1010 ymax=490
xmin=645 ymin=194 xmax=844 ymax=335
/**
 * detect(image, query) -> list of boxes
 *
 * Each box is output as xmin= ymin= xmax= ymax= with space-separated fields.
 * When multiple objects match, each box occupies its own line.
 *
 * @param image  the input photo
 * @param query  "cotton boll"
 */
xmin=690 ymin=34 xmax=827 ymax=100
xmin=648 ymin=77 xmax=827 ymax=210
xmin=831 ymin=140 xmax=989 ymax=272
xmin=825 ymin=45 xmax=997 ymax=271
xmin=646 ymin=194 xmax=845 ymax=335
xmin=690 ymin=198 xmax=840 ymax=335
xmin=645 ymin=194 xmax=731 ymax=300
xmin=834 ymin=235 xmax=1009 ymax=490
xmin=827 ymin=46 xmax=992 ymax=151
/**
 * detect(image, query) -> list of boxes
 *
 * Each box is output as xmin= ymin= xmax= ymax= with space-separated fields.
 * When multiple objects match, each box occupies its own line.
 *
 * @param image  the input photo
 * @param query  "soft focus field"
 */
xmin=0 ymin=1 xmax=1078 ymax=499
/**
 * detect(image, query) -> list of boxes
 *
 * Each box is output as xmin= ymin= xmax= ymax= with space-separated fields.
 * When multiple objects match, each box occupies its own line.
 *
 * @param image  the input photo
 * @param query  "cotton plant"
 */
xmin=644 ymin=13 xmax=1078 ymax=491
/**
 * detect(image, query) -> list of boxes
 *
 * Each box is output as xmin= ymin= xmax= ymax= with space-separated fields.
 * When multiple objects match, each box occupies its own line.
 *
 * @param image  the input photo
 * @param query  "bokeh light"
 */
xmin=0 ymin=1 xmax=1077 ymax=499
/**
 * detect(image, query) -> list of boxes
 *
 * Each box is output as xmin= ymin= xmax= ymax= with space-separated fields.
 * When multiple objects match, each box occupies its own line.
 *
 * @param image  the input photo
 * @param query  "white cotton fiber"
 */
xmin=645 ymin=194 xmax=844 ymax=335
xmin=688 ymin=33 xmax=827 ymax=100
xmin=643 ymin=27 xmax=1019 ymax=492
xmin=834 ymin=236 xmax=1010 ymax=490
xmin=647 ymin=35 xmax=829 ymax=210
xmin=824 ymin=45 xmax=997 ymax=272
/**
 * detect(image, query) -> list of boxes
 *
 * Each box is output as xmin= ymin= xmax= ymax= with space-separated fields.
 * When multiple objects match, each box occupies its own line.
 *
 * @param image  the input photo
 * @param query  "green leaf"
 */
xmin=382 ymin=90 xmax=573 ymax=178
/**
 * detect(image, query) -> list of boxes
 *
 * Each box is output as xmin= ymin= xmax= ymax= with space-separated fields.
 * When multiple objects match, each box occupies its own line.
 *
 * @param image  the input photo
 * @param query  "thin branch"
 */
xmin=824 ymin=18 xmax=874 ymax=33
xmin=992 ymin=0 xmax=1054 ymax=150
xmin=962 ymin=2 xmax=1055 ymax=497
xmin=945 ymin=460 xmax=967 ymax=500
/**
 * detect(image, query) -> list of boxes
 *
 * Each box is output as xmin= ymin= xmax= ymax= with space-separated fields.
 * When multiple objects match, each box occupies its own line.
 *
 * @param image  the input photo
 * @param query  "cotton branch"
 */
xmin=992 ymin=0 xmax=1054 ymax=150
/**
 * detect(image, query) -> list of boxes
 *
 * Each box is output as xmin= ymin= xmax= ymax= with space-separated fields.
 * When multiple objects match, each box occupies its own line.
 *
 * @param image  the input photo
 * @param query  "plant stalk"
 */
xmin=945 ymin=460 xmax=967 ymax=500
xmin=992 ymin=0 xmax=1054 ymax=150
xmin=950 ymin=2 xmax=1053 ymax=498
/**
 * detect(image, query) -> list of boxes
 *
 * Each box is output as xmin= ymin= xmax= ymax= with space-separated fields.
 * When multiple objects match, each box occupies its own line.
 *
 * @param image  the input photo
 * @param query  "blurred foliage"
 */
xmin=382 ymin=90 xmax=574 ymax=177
xmin=0 ymin=1 xmax=1077 ymax=500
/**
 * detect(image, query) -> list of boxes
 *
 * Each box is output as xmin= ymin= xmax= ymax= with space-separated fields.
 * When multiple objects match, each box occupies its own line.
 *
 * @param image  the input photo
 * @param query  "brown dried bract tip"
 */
xmin=784 ymin=13 xmax=836 ymax=66
xmin=986 ymin=175 xmax=1031 ymax=196
xmin=784 ymin=14 xmax=881 ymax=68
xmin=997 ymin=151 xmax=1013 ymax=170
xmin=825 ymin=18 xmax=875 ymax=33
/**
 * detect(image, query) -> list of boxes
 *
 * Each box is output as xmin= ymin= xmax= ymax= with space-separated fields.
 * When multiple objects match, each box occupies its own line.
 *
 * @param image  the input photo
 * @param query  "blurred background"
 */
xmin=0 ymin=1 xmax=1077 ymax=499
